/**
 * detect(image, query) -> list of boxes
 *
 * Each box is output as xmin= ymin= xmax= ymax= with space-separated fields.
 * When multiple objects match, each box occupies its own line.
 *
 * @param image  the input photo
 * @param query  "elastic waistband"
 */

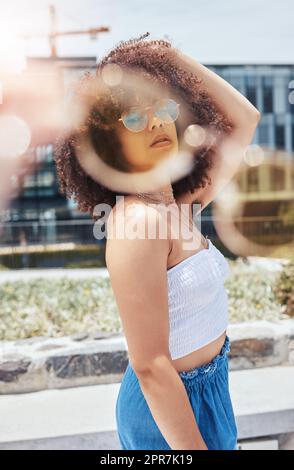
xmin=178 ymin=335 xmax=230 ymax=383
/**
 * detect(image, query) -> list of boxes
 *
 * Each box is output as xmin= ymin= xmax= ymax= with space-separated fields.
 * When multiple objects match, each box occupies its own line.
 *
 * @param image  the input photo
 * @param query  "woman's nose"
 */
xmin=147 ymin=108 xmax=163 ymax=131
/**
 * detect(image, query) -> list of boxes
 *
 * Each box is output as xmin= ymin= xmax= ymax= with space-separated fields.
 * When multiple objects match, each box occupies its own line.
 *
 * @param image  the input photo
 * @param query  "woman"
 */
xmin=54 ymin=32 xmax=260 ymax=450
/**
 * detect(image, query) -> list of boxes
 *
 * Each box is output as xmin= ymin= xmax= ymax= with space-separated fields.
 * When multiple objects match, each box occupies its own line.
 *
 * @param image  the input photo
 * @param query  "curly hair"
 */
xmin=53 ymin=31 xmax=234 ymax=221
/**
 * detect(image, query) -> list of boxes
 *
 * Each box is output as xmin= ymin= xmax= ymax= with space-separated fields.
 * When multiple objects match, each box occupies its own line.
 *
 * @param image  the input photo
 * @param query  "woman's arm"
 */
xmin=106 ymin=202 xmax=208 ymax=450
xmin=173 ymin=49 xmax=261 ymax=212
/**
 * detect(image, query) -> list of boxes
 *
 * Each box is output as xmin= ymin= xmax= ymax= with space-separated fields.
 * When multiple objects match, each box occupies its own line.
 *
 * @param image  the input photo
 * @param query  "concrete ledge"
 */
xmin=1 ymin=319 xmax=294 ymax=394
xmin=0 ymin=365 xmax=293 ymax=450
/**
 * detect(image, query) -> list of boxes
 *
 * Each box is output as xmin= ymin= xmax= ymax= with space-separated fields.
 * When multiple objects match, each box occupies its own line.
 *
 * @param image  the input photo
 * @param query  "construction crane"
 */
xmin=20 ymin=4 xmax=110 ymax=58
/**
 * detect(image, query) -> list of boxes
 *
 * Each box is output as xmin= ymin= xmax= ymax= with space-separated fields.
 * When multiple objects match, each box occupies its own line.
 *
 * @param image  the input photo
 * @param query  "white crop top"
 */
xmin=167 ymin=238 xmax=230 ymax=360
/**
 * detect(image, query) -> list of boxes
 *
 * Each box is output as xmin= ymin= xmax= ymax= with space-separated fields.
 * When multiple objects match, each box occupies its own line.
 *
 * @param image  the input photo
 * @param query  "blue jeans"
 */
xmin=115 ymin=335 xmax=238 ymax=450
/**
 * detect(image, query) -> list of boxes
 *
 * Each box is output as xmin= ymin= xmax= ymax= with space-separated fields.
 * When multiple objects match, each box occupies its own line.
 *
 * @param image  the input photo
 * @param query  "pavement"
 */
xmin=0 ymin=268 xmax=109 ymax=283
xmin=0 ymin=365 xmax=293 ymax=450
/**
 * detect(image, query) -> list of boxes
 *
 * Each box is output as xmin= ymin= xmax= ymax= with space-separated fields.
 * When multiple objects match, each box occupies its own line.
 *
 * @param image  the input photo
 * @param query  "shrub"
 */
xmin=0 ymin=259 xmax=288 ymax=341
xmin=273 ymin=257 xmax=294 ymax=317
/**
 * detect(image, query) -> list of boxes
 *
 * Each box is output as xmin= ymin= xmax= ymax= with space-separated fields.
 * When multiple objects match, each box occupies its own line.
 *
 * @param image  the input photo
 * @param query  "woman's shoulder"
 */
xmin=105 ymin=195 xmax=171 ymax=267
xmin=108 ymin=194 xmax=167 ymax=228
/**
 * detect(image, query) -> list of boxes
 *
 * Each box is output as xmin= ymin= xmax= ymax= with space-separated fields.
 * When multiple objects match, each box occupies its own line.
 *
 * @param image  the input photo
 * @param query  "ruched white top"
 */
xmin=167 ymin=238 xmax=230 ymax=360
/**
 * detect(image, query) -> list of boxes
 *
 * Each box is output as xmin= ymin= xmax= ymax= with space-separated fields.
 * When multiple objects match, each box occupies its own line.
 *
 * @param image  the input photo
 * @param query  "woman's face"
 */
xmin=114 ymin=94 xmax=179 ymax=172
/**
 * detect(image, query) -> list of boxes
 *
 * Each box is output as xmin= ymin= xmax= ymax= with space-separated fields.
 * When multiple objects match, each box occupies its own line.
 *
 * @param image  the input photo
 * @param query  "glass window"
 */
xmin=262 ymin=76 xmax=273 ymax=113
xmin=288 ymin=78 xmax=294 ymax=113
xmin=38 ymin=188 xmax=55 ymax=196
xmin=35 ymin=145 xmax=53 ymax=163
xmin=275 ymin=124 xmax=285 ymax=149
xmin=23 ymin=174 xmax=36 ymax=188
xmin=22 ymin=188 xmax=38 ymax=197
xmin=46 ymin=144 xmax=53 ymax=162
xmin=36 ymin=171 xmax=55 ymax=187
xmin=245 ymin=76 xmax=257 ymax=107
xmin=22 ymin=168 xmax=56 ymax=194
xmin=24 ymin=210 xmax=39 ymax=220
xmin=230 ymin=76 xmax=243 ymax=91
xmin=259 ymin=123 xmax=269 ymax=145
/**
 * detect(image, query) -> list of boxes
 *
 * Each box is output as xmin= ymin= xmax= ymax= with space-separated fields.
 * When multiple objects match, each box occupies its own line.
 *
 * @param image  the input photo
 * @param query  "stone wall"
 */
xmin=0 ymin=319 xmax=294 ymax=394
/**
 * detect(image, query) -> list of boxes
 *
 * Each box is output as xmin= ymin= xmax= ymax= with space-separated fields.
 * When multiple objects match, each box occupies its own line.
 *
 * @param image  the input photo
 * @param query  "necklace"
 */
xmin=136 ymin=189 xmax=176 ymax=206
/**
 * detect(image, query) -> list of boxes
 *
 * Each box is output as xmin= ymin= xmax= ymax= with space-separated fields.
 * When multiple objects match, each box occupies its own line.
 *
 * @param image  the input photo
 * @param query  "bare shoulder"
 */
xmin=105 ymin=195 xmax=173 ymax=371
xmin=105 ymin=195 xmax=171 ymax=271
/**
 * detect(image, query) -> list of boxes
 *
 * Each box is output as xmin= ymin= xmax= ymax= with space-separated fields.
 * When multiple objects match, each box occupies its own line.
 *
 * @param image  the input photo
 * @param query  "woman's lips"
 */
xmin=150 ymin=139 xmax=172 ymax=148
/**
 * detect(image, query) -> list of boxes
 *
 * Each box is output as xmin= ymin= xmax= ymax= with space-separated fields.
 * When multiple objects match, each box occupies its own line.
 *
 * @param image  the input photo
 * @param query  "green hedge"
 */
xmin=273 ymin=256 xmax=294 ymax=317
xmin=0 ymin=259 xmax=290 ymax=341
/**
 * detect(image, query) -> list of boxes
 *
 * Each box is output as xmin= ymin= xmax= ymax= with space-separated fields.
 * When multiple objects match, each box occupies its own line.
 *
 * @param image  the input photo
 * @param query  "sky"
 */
xmin=1 ymin=0 xmax=294 ymax=64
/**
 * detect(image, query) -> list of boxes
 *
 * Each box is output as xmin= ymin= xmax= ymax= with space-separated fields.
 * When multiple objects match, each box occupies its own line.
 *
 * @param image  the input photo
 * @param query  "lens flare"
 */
xmin=65 ymin=66 xmax=221 ymax=193
xmin=184 ymin=124 xmax=207 ymax=147
xmin=101 ymin=63 xmax=123 ymax=87
xmin=213 ymin=150 xmax=294 ymax=257
xmin=0 ymin=115 xmax=31 ymax=158
xmin=244 ymin=144 xmax=265 ymax=166
xmin=0 ymin=27 xmax=26 ymax=75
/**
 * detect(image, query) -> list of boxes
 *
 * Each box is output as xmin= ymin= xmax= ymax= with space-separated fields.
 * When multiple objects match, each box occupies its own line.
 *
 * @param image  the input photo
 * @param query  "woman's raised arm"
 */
xmin=173 ymin=49 xmax=261 ymax=212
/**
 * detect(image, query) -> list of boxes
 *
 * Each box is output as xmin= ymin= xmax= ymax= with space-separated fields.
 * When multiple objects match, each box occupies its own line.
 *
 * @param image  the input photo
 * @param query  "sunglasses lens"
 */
xmin=121 ymin=99 xmax=179 ymax=131
xmin=155 ymin=99 xmax=179 ymax=123
xmin=122 ymin=109 xmax=148 ymax=132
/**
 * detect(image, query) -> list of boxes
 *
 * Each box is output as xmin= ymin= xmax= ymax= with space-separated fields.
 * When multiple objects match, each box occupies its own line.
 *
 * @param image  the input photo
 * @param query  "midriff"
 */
xmin=171 ymin=330 xmax=227 ymax=373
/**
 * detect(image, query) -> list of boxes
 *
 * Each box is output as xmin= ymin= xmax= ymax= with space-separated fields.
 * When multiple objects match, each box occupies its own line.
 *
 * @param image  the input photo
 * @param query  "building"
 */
xmin=1 ymin=56 xmax=97 ymax=246
xmin=2 ymin=59 xmax=294 ymax=246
